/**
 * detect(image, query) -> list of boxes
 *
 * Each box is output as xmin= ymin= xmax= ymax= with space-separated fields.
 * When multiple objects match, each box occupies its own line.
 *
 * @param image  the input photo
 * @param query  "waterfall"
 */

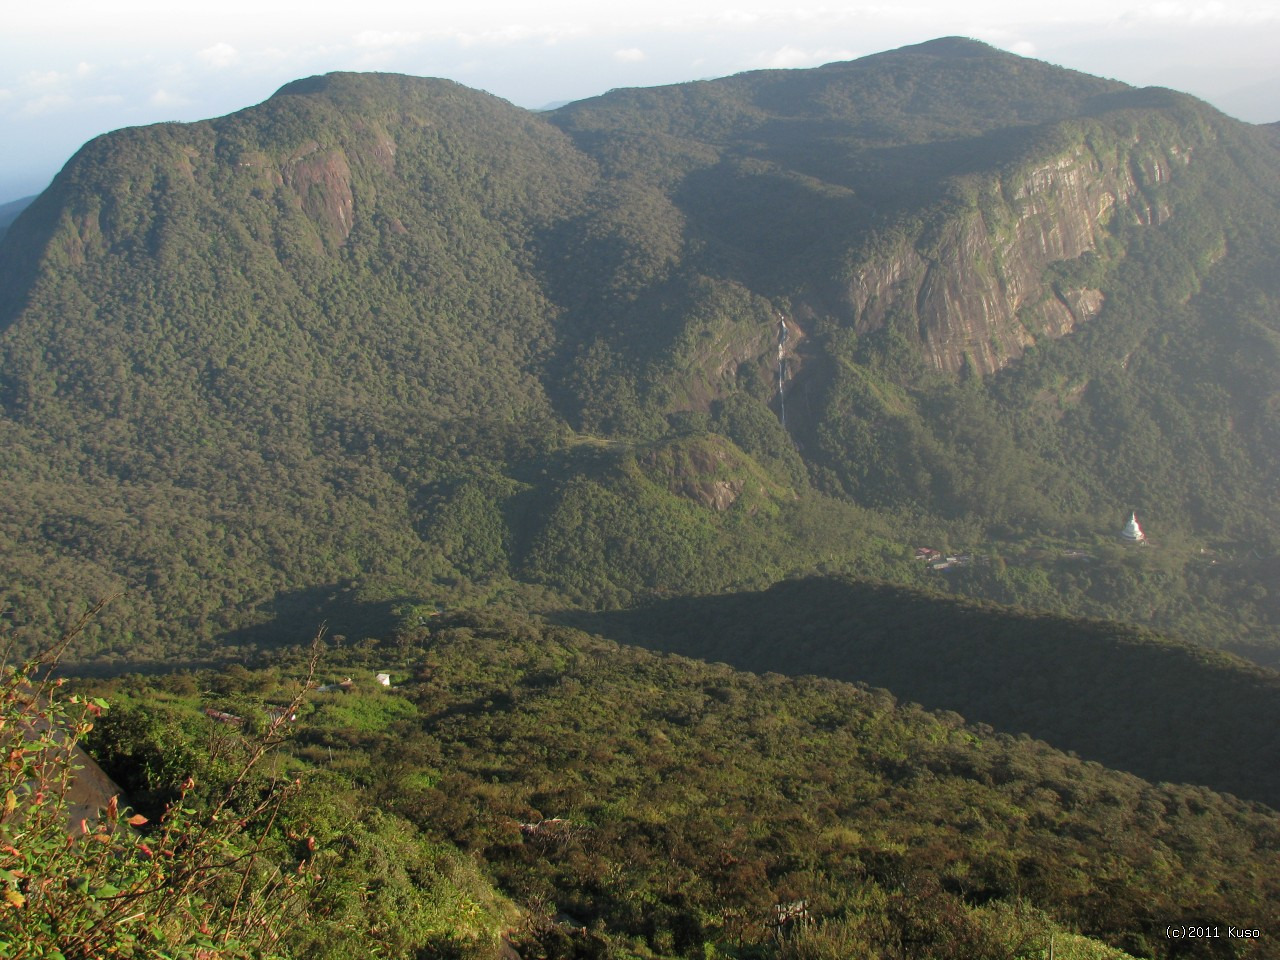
xmin=777 ymin=315 xmax=788 ymax=429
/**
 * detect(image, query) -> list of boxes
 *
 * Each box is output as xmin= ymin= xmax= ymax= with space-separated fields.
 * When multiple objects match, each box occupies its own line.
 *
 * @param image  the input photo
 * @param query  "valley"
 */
xmin=2 ymin=36 xmax=1279 ymax=959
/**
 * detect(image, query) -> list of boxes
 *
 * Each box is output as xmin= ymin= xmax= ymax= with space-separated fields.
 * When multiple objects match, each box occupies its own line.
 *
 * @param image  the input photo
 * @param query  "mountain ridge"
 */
xmin=0 ymin=40 xmax=1277 ymax=665
xmin=4 ymin=42 xmax=1280 ymax=960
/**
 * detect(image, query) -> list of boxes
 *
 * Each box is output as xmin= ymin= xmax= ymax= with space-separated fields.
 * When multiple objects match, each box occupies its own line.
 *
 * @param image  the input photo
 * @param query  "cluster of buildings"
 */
xmin=316 ymin=672 xmax=392 ymax=693
xmin=913 ymin=548 xmax=975 ymax=571
xmin=916 ymin=512 xmax=1149 ymax=574
xmin=204 ymin=671 xmax=394 ymax=728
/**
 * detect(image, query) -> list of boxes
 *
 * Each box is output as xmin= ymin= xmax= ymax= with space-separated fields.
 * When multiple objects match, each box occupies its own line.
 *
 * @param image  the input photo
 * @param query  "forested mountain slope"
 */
xmin=75 ymin=609 xmax=1280 ymax=959
xmin=0 ymin=38 xmax=1278 ymax=659
xmin=572 ymin=576 xmax=1280 ymax=808
xmin=6 ymin=39 xmax=1280 ymax=960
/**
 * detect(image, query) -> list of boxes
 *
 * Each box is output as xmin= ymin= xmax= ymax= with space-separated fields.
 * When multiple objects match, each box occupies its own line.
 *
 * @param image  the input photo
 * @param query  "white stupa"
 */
xmin=1120 ymin=512 xmax=1146 ymax=543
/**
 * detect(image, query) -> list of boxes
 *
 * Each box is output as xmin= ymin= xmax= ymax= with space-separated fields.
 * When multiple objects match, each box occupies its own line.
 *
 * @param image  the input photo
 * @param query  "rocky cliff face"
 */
xmin=844 ymin=128 xmax=1195 ymax=374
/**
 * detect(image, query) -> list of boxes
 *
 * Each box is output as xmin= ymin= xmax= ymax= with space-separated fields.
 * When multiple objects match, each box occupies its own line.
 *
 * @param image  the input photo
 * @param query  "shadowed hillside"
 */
xmin=67 ymin=609 xmax=1280 ymax=959
xmin=0 ymin=39 xmax=1278 ymax=663
xmin=568 ymin=576 xmax=1280 ymax=808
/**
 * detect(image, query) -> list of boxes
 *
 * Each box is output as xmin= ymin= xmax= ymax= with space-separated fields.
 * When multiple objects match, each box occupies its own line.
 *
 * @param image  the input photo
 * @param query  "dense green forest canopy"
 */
xmin=51 ymin=608 xmax=1280 ymax=959
xmin=4 ymin=36 xmax=1280 ymax=959
xmin=1 ymin=38 xmax=1278 ymax=662
xmin=570 ymin=575 xmax=1280 ymax=808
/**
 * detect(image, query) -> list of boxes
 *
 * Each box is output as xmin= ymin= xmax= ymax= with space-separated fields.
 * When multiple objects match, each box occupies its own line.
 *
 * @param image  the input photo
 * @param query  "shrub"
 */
xmin=0 ymin=602 xmax=316 ymax=959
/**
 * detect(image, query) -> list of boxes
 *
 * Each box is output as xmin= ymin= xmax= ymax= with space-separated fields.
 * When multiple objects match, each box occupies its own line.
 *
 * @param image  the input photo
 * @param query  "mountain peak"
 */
xmin=268 ymin=71 xmax=475 ymax=109
xmin=896 ymin=36 xmax=1003 ymax=58
xmin=2 ymin=40 xmax=1279 ymax=672
xmin=811 ymin=36 xmax=1008 ymax=71
xmin=271 ymin=74 xmax=341 ymax=98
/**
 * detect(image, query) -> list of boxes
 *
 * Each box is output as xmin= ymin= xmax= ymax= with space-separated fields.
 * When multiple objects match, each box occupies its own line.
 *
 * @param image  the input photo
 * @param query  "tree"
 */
xmin=0 ymin=602 xmax=316 ymax=959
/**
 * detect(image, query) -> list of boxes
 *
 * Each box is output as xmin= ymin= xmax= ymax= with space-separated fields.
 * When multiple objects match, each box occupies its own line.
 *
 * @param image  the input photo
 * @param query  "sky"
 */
xmin=3 ymin=1 xmax=1279 ymax=203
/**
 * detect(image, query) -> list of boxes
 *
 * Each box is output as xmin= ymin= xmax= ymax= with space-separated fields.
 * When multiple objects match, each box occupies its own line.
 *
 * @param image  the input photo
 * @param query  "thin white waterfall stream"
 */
xmin=777 ymin=314 xmax=788 ymax=429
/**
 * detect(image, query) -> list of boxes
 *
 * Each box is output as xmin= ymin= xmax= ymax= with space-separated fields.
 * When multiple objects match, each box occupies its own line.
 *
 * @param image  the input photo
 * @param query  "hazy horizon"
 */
xmin=3 ymin=1 xmax=1278 ymax=204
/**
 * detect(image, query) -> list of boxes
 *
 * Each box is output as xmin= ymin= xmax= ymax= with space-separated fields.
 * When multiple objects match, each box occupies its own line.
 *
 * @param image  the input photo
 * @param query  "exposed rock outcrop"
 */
xmin=637 ymin=435 xmax=786 ymax=511
xmin=844 ymin=129 xmax=1199 ymax=374
xmin=284 ymin=145 xmax=356 ymax=245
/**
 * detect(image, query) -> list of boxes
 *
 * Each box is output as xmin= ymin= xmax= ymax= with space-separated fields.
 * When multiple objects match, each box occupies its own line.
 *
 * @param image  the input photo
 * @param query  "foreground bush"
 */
xmin=0 ymin=603 xmax=314 ymax=959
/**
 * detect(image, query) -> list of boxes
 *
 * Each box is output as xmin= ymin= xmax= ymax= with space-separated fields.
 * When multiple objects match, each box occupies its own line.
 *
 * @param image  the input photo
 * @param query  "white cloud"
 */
xmin=758 ymin=45 xmax=856 ymax=69
xmin=200 ymin=43 xmax=240 ymax=69
xmin=445 ymin=22 xmax=590 ymax=49
xmin=1139 ymin=1 xmax=1280 ymax=25
xmin=150 ymin=88 xmax=189 ymax=107
xmin=967 ymin=25 xmax=1038 ymax=57
xmin=24 ymin=70 xmax=66 ymax=89
xmin=354 ymin=30 xmax=422 ymax=48
xmin=3 ymin=0 xmax=1280 ymax=200
xmin=710 ymin=10 xmax=762 ymax=26
xmin=20 ymin=93 xmax=72 ymax=116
